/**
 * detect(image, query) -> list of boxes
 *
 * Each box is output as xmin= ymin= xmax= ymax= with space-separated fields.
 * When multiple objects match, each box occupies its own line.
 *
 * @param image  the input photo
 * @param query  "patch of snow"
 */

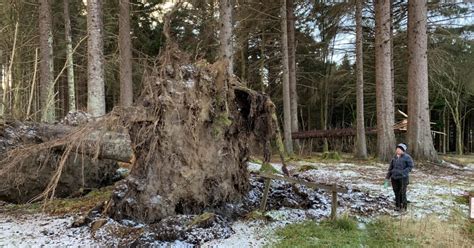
xmin=202 ymin=220 xmax=281 ymax=248
xmin=150 ymin=195 xmax=163 ymax=205
xmin=0 ymin=214 xmax=98 ymax=247
xmin=247 ymin=162 xmax=261 ymax=172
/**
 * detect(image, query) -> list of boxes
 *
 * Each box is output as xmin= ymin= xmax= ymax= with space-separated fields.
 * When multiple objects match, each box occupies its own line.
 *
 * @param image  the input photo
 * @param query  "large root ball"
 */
xmin=108 ymin=60 xmax=275 ymax=223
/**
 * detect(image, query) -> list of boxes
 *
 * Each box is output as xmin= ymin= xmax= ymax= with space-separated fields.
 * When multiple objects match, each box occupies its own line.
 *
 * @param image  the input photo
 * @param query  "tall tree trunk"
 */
xmin=119 ymin=0 xmax=133 ymax=107
xmin=260 ymin=33 xmax=265 ymax=92
xmin=0 ymin=50 xmax=4 ymax=118
xmin=64 ymin=0 xmax=76 ymax=112
xmin=442 ymin=106 xmax=447 ymax=154
xmin=455 ymin=120 xmax=463 ymax=155
xmin=451 ymin=106 xmax=463 ymax=155
xmin=240 ymin=39 xmax=248 ymax=83
xmin=87 ymin=0 xmax=106 ymax=117
xmin=390 ymin=0 xmax=395 ymax=113
xmin=375 ymin=0 xmax=395 ymax=161
xmin=446 ymin=109 xmax=450 ymax=153
xmin=219 ymin=0 xmax=233 ymax=76
xmin=407 ymin=0 xmax=438 ymax=161
xmin=39 ymin=0 xmax=56 ymax=123
xmin=280 ymin=0 xmax=293 ymax=155
xmin=355 ymin=0 xmax=368 ymax=159
xmin=287 ymin=0 xmax=299 ymax=151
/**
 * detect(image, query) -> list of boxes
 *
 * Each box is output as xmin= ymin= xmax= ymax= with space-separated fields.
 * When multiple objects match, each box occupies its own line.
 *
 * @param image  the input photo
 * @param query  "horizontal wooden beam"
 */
xmin=291 ymin=128 xmax=406 ymax=140
xmin=257 ymin=172 xmax=347 ymax=193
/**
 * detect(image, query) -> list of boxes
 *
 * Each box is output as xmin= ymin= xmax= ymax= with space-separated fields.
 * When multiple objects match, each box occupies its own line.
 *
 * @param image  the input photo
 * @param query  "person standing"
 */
xmin=385 ymin=143 xmax=414 ymax=211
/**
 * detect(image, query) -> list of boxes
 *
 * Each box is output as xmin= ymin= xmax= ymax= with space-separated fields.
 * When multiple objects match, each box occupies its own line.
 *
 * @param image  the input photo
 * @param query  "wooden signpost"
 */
xmin=258 ymin=172 xmax=348 ymax=220
xmin=470 ymin=192 xmax=474 ymax=221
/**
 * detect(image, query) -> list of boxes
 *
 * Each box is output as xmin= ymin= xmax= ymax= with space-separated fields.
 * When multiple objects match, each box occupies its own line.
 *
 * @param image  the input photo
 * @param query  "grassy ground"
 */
xmin=441 ymin=154 xmax=474 ymax=166
xmin=270 ymin=212 xmax=474 ymax=248
xmin=1 ymin=186 xmax=112 ymax=215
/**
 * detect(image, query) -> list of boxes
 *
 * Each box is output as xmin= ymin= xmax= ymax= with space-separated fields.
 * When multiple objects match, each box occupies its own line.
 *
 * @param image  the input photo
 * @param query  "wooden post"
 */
xmin=260 ymin=178 xmax=271 ymax=212
xmin=331 ymin=190 xmax=338 ymax=220
xmin=469 ymin=192 xmax=473 ymax=222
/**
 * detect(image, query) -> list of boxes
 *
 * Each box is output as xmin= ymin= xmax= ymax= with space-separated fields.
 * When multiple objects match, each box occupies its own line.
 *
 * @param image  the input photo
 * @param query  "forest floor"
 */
xmin=0 ymin=154 xmax=472 ymax=247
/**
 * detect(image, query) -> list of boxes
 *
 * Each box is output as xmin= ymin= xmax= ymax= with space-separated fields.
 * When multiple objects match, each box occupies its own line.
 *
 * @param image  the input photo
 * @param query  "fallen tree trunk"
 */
xmin=0 ymin=151 xmax=119 ymax=203
xmin=291 ymin=128 xmax=377 ymax=139
xmin=0 ymin=121 xmax=129 ymax=203
xmin=1 ymin=121 xmax=133 ymax=163
xmin=292 ymin=128 xmax=404 ymax=139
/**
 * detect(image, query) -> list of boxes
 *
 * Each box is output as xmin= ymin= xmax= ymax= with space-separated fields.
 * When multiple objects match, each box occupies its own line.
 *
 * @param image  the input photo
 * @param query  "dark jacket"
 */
xmin=386 ymin=153 xmax=414 ymax=180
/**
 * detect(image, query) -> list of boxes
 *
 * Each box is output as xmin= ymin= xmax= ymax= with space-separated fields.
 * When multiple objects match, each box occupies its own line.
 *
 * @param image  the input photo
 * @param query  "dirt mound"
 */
xmin=108 ymin=49 xmax=276 ymax=223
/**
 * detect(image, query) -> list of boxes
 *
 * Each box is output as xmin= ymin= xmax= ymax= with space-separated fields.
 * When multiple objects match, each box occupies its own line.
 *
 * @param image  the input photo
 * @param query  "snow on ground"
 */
xmin=0 ymin=213 xmax=98 ymax=247
xmin=0 ymin=160 xmax=472 ymax=247
xmin=291 ymin=160 xmax=472 ymax=220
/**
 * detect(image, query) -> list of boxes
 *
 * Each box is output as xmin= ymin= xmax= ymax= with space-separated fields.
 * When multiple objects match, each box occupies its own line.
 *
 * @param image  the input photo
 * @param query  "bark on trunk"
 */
xmin=0 ymin=152 xmax=119 ymax=203
xmin=219 ymin=0 xmax=233 ymax=76
xmin=0 ymin=122 xmax=124 ymax=203
xmin=119 ymin=0 xmax=133 ymax=107
xmin=280 ymin=0 xmax=293 ymax=155
xmin=455 ymin=121 xmax=463 ymax=155
xmin=407 ymin=0 xmax=438 ymax=161
xmin=442 ymin=107 xmax=447 ymax=154
xmin=375 ymin=0 xmax=395 ymax=161
xmin=240 ymin=39 xmax=248 ymax=82
xmin=64 ymin=0 xmax=76 ymax=112
xmin=0 ymin=50 xmax=3 ymax=118
xmin=259 ymin=33 xmax=265 ymax=92
xmin=39 ymin=0 xmax=56 ymax=123
xmin=87 ymin=0 xmax=106 ymax=117
xmin=355 ymin=0 xmax=368 ymax=159
xmin=0 ymin=121 xmax=133 ymax=163
xmin=37 ymin=124 xmax=133 ymax=162
xmin=390 ymin=0 xmax=395 ymax=113
xmin=287 ymin=0 xmax=299 ymax=151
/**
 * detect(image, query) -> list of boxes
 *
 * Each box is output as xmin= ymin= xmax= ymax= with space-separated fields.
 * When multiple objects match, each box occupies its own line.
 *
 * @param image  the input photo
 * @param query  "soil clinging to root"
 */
xmin=108 ymin=49 xmax=277 ymax=223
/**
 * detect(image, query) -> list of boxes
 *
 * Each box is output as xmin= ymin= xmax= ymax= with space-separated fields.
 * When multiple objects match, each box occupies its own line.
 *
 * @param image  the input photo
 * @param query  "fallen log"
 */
xmin=291 ymin=128 xmax=377 ymax=139
xmin=0 ymin=122 xmax=129 ymax=203
xmin=0 ymin=151 xmax=119 ymax=203
xmin=292 ymin=128 xmax=405 ymax=139
xmin=1 ymin=121 xmax=133 ymax=163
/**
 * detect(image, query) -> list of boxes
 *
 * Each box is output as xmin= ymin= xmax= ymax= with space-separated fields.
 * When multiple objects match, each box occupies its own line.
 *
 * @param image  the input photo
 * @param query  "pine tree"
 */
xmin=119 ymin=0 xmax=133 ymax=107
xmin=375 ymin=0 xmax=395 ymax=161
xmin=39 ymin=0 xmax=56 ymax=122
xmin=219 ymin=0 xmax=233 ymax=76
xmin=63 ymin=0 xmax=76 ymax=112
xmin=407 ymin=0 xmax=438 ymax=161
xmin=355 ymin=0 xmax=368 ymax=159
xmin=87 ymin=0 xmax=106 ymax=116
xmin=281 ymin=0 xmax=293 ymax=155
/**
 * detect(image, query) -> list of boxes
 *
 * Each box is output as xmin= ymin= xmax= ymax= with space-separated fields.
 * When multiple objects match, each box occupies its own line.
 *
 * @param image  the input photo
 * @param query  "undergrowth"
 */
xmin=2 ymin=187 xmax=112 ymax=215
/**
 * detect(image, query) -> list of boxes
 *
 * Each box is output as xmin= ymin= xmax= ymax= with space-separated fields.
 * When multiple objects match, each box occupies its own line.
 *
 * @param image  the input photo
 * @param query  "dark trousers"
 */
xmin=391 ymin=177 xmax=408 ymax=210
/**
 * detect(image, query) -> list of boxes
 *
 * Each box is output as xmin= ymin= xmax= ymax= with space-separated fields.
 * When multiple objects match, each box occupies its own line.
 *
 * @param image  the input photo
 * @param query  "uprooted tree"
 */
xmin=0 ymin=46 xmax=280 ymax=224
xmin=106 ymin=47 xmax=280 ymax=223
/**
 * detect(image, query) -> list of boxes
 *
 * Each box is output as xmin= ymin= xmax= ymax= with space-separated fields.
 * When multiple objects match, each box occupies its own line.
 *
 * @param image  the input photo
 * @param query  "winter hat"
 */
xmin=397 ymin=143 xmax=407 ymax=152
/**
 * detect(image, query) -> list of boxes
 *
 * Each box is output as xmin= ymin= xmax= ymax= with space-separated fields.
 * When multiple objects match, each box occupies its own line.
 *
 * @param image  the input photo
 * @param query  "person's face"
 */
xmin=396 ymin=147 xmax=404 ymax=156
